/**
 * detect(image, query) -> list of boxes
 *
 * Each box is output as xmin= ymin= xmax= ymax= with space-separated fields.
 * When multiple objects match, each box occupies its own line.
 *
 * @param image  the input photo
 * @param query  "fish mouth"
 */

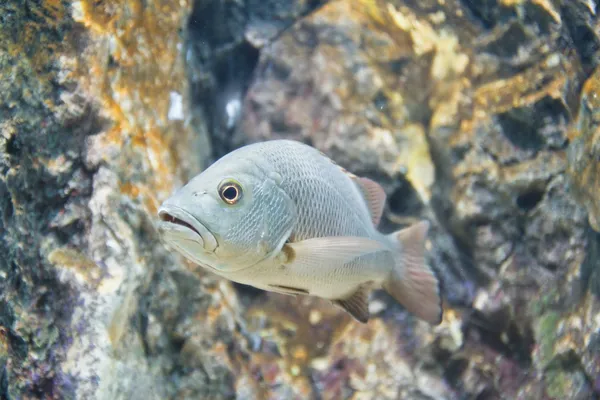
xmin=157 ymin=206 xmax=217 ymax=252
xmin=159 ymin=212 xmax=198 ymax=235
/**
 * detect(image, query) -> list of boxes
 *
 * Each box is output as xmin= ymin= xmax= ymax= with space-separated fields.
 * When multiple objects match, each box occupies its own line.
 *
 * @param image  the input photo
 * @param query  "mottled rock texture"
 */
xmin=233 ymin=0 xmax=600 ymax=399
xmin=0 ymin=0 xmax=215 ymax=398
xmin=1 ymin=0 xmax=599 ymax=399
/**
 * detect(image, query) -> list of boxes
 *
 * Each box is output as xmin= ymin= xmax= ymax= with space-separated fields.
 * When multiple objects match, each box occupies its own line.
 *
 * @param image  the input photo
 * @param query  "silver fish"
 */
xmin=157 ymin=139 xmax=442 ymax=324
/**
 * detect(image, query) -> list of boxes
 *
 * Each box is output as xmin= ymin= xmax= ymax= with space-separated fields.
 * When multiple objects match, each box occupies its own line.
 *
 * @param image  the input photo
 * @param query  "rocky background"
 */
xmin=1 ymin=0 xmax=599 ymax=399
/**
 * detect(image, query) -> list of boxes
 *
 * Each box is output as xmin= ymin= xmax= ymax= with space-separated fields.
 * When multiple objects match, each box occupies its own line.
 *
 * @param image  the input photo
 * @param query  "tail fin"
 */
xmin=383 ymin=220 xmax=443 ymax=325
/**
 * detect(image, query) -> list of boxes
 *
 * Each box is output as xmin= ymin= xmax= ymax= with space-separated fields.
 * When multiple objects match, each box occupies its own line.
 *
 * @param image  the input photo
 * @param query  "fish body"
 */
xmin=158 ymin=139 xmax=442 ymax=324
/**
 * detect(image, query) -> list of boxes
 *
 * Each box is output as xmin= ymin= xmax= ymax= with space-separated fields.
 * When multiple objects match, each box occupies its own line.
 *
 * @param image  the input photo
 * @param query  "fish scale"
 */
xmin=157 ymin=139 xmax=443 ymax=325
xmin=218 ymin=140 xmax=391 ymax=297
xmin=257 ymin=141 xmax=373 ymax=241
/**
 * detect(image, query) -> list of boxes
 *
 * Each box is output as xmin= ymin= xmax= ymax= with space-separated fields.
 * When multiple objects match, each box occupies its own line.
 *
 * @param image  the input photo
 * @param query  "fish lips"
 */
xmin=157 ymin=205 xmax=218 ymax=253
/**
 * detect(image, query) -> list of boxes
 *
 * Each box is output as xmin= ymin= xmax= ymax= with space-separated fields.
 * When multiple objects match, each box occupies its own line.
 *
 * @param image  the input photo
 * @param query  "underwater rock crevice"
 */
xmin=560 ymin=1 xmax=600 ymax=72
xmin=580 ymin=226 xmax=600 ymax=298
xmin=185 ymin=0 xmax=329 ymax=162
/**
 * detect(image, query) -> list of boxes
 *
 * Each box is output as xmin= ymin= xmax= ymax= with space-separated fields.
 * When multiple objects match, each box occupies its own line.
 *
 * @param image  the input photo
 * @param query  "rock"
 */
xmin=567 ymin=66 xmax=600 ymax=232
xmin=184 ymin=0 xmax=327 ymax=159
xmin=0 ymin=0 xmax=224 ymax=398
xmin=2 ymin=0 xmax=600 ymax=399
xmin=231 ymin=0 xmax=600 ymax=398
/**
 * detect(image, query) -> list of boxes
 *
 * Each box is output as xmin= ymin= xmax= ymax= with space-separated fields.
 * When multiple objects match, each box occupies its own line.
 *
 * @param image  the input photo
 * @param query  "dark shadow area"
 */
xmin=497 ymin=109 xmax=546 ymax=153
xmin=185 ymin=0 xmax=328 ymax=163
xmin=467 ymin=308 xmax=534 ymax=367
xmin=460 ymin=0 xmax=499 ymax=29
xmin=561 ymin=2 xmax=600 ymax=73
xmin=388 ymin=175 xmax=424 ymax=216
xmin=185 ymin=0 xmax=259 ymax=161
xmin=231 ymin=282 xmax=268 ymax=304
xmin=483 ymin=21 xmax=530 ymax=59
xmin=426 ymin=136 xmax=489 ymax=287
xmin=495 ymin=95 xmax=571 ymax=153
xmin=580 ymin=224 xmax=600 ymax=299
xmin=516 ymin=188 xmax=544 ymax=212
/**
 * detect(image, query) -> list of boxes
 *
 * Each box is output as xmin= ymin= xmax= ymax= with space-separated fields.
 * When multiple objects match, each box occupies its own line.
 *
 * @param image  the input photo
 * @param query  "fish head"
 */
xmin=157 ymin=154 xmax=296 ymax=273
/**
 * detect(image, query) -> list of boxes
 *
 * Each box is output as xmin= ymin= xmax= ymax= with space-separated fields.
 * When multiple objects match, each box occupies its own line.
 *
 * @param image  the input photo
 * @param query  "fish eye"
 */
xmin=218 ymin=180 xmax=243 ymax=205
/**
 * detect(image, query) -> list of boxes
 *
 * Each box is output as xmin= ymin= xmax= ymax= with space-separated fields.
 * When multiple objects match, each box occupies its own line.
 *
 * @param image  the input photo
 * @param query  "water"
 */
xmin=1 ymin=0 xmax=599 ymax=399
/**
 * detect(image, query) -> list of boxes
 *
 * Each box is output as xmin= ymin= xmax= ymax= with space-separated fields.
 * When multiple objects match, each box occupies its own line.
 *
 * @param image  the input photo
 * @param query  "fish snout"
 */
xmin=157 ymin=205 xmax=218 ymax=252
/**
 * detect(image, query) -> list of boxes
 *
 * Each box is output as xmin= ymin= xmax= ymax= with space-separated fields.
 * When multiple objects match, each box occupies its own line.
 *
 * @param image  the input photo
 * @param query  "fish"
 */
xmin=157 ymin=139 xmax=442 ymax=324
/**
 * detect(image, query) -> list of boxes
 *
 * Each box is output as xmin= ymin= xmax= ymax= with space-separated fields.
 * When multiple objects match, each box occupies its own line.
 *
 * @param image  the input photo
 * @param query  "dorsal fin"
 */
xmin=351 ymin=176 xmax=386 ymax=227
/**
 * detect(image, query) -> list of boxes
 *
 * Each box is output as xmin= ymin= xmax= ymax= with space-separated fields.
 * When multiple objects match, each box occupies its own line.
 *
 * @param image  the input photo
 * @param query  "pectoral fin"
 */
xmin=283 ymin=236 xmax=387 ymax=268
xmin=333 ymin=285 xmax=370 ymax=323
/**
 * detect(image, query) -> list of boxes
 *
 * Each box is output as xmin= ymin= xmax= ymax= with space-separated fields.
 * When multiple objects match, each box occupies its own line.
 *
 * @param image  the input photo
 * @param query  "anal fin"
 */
xmin=333 ymin=286 xmax=370 ymax=323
